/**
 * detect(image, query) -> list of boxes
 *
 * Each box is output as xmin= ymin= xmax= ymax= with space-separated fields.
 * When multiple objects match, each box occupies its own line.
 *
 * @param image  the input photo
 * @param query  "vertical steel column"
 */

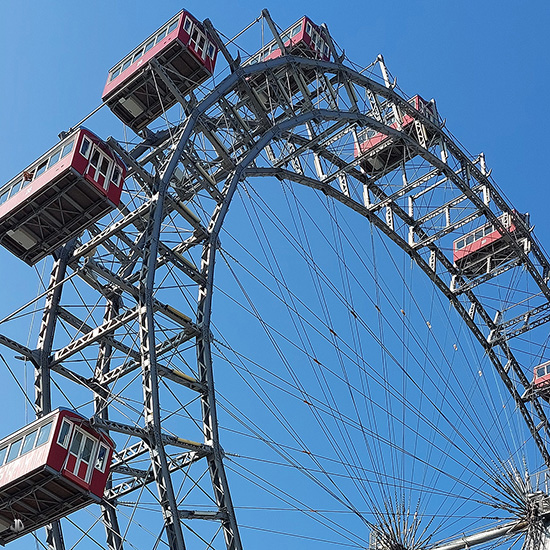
xmin=197 ymin=239 xmax=243 ymax=550
xmin=35 ymin=243 xmax=74 ymax=550
xmin=95 ymin=294 xmax=124 ymax=550
xmin=197 ymin=168 xmax=250 ymax=550
xmin=138 ymin=123 xmax=198 ymax=550
xmin=139 ymin=200 xmax=186 ymax=550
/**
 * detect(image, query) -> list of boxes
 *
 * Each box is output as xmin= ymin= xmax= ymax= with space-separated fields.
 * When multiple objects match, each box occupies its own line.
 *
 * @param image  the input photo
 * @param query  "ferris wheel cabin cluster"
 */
xmin=0 ymin=5 xmax=548 ymax=546
xmin=0 ymin=9 xmax=218 ymax=267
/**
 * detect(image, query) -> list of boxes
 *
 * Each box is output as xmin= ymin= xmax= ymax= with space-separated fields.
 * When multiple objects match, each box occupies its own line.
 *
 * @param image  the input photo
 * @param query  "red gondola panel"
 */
xmin=534 ymin=361 xmax=550 ymax=400
xmin=0 ymin=409 xmax=114 ymax=545
xmin=0 ymin=128 xmax=126 ymax=265
xmin=354 ymin=95 xmax=438 ymax=175
xmin=102 ymin=9 xmax=218 ymax=133
xmin=242 ymin=16 xmax=331 ymax=110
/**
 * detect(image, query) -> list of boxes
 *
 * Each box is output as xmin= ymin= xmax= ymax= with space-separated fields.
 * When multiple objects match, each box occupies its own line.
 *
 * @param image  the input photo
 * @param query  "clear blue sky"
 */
xmin=0 ymin=1 xmax=548 ymax=548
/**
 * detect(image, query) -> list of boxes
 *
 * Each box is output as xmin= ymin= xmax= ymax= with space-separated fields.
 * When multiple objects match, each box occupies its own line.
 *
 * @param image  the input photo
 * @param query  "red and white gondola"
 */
xmin=242 ymin=16 xmax=330 ymax=109
xmin=354 ymin=95 xmax=438 ymax=174
xmin=0 ymin=127 xmax=126 ymax=265
xmin=102 ymin=9 xmax=218 ymax=132
xmin=453 ymin=211 xmax=529 ymax=275
xmin=0 ymin=409 xmax=114 ymax=545
xmin=245 ymin=16 xmax=330 ymax=66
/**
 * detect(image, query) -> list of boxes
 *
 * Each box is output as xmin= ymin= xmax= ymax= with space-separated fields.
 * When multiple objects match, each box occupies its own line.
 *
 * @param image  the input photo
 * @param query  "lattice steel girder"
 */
xmin=51 ymin=307 xmax=141 ymax=366
xmin=412 ymin=183 xmax=484 ymax=225
xmin=0 ymin=333 xmax=35 ymax=362
xmin=56 ymin=306 xmax=139 ymax=360
xmin=70 ymin=200 xmax=153 ymax=261
xmin=91 ymin=418 xmax=212 ymax=453
xmin=366 ymin=167 xmax=442 ymax=212
xmin=451 ymin=258 xmax=523 ymax=294
xmin=99 ymin=328 xmax=199 ymax=386
xmin=489 ymin=301 xmax=550 ymax=345
xmin=112 ymin=440 xmax=150 ymax=467
xmin=412 ymin=211 xmax=486 ymax=249
xmin=105 ymin=449 xmax=207 ymax=501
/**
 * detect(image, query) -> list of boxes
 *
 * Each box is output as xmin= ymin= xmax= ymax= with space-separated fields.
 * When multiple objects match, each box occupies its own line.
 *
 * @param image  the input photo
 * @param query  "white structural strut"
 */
xmin=431 ymin=520 xmax=528 ymax=550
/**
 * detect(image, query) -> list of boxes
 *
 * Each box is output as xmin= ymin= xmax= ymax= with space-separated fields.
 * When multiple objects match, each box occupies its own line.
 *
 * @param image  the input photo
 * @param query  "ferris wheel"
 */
xmin=0 ymin=7 xmax=550 ymax=550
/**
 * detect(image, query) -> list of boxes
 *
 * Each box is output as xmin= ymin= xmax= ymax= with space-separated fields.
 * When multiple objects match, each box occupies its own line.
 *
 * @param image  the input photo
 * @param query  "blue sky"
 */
xmin=0 ymin=1 xmax=549 ymax=548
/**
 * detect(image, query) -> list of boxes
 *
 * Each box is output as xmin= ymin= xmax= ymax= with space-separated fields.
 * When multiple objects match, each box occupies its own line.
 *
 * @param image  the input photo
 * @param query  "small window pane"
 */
xmin=111 ymin=166 xmax=121 ymax=186
xmin=132 ymin=49 xmax=143 ymax=63
xmin=70 ymin=430 xmax=83 ymax=455
xmin=456 ymin=239 xmax=465 ymax=250
xmin=291 ymin=25 xmax=301 ymax=37
xmin=48 ymin=150 xmax=61 ymax=168
xmin=11 ymin=178 xmax=24 ymax=193
xmin=36 ymin=422 xmax=52 ymax=447
xmin=306 ymin=22 xmax=312 ymax=35
xmin=207 ymin=43 xmax=215 ymax=59
xmin=168 ymin=20 xmax=178 ymax=34
xmin=100 ymin=157 xmax=110 ymax=176
xmin=144 ymin=39 xmax=155 ymax=53
xmin=121 ymin=58 xmax=131 ymax=72
xmin=474 ymin=229 xmax=484 ymax=241
xmin=57 ymin=420 xmax=72 ymax=448
xmin=0 ymin=189 xmax=9 ymax=204
xmin=465 ymin=234 xmax=474 ymax=245
xmin=61 ymin=140 xmax=74 ymax=158
xmin=538 ymin=367 xmax=546 ymax=377
xmin=6 ymin=439 xmax=22 ymax=463
xmin=184 ymin=17 xmax=192 ymax=33
xmin=0 ymin=447 xmax=7 ymax=466
xmin=96 ymin=445 xmax=108 ymax=472
xmin=21 ymin=430 xmax=38 ymax=455
xmin=90 ymin=150 xmax=100 ymax=168
xmin=35 ymin=161 xmax=48 ymax=178
xmin=81 ymin=437 xmax=95 ymax=463
xmin=80 ymin=138 xmax=91 ymax=158
xmin=110 ymin=67 xmax=121 ymax=81
xmin=156 ymin=29 xmax=167 ymax=44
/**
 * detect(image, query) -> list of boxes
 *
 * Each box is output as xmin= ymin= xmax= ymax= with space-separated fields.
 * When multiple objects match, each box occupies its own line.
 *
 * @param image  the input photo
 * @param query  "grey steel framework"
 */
xmin=1 ymin=8 xmax=550 ymax=550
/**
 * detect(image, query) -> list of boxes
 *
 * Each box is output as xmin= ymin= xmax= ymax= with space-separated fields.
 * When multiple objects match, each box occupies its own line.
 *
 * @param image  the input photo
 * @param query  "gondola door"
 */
xmin=87 ymin=147 xmax=113 ymax=191
xmin=65 ymin=428 xmax=97 ymax=482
